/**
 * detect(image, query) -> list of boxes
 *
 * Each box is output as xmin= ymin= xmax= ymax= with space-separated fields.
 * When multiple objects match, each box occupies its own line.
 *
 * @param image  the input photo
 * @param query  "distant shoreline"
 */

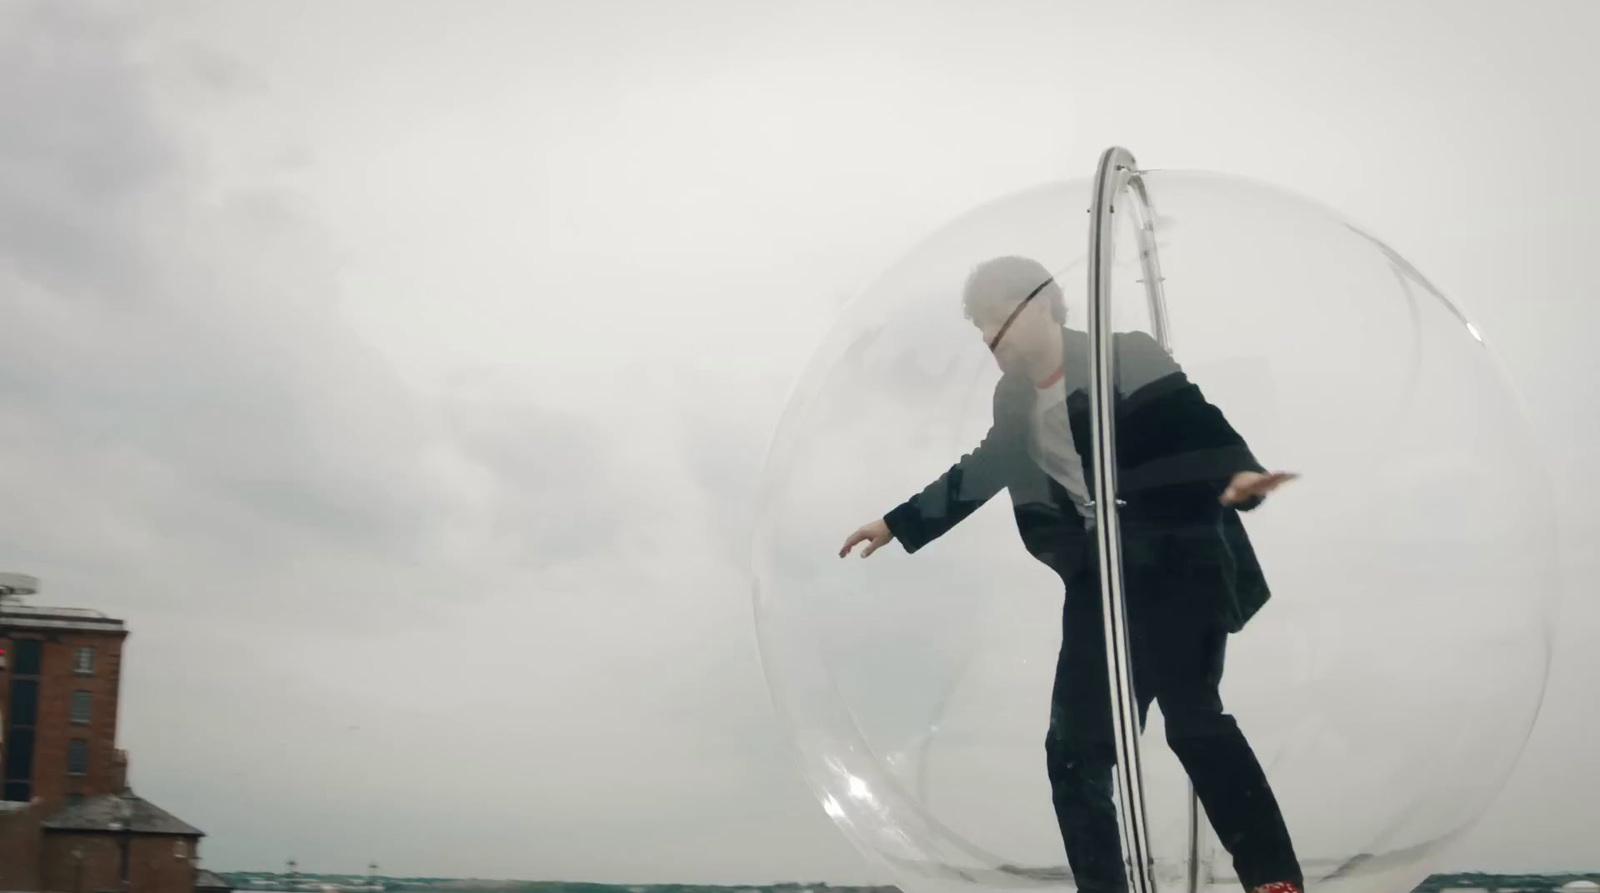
xmin=215 ymin=872 xmax=1600 ymax=893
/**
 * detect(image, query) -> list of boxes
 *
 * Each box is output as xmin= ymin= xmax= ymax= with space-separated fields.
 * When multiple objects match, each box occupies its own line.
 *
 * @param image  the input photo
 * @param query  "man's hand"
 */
xmin=1221 ymin=471 xmax=1299 ymax=506
xmin=840 ymin=519 xmax=895 ymax=558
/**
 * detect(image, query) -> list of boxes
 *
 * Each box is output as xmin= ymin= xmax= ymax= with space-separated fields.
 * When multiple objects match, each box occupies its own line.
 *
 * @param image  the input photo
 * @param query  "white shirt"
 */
xmin=1028 ymin=375 xmax=1096 ymax=521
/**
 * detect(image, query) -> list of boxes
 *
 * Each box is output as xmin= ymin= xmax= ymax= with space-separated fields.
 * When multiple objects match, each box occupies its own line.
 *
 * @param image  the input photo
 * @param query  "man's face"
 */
xmin=971 ymin=293 xmax=1055 ymax=374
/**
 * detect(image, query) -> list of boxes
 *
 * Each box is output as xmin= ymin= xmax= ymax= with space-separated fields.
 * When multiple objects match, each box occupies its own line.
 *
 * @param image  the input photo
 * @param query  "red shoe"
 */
xmin=1249 ymin=883 xmax=1302 ymax=893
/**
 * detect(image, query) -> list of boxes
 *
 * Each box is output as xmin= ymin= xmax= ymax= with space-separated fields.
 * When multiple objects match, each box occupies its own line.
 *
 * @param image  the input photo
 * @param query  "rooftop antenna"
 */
xmin=0 ymin=572 xmax=38 ymax=602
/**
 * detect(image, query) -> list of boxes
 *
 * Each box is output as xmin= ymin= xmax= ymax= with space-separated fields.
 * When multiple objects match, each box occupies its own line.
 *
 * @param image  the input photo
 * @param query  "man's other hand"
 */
xmin=1221 ymin=470 xmax=1299 ymax=506
xmin=840 ymin=519 xmax=895 ymax=558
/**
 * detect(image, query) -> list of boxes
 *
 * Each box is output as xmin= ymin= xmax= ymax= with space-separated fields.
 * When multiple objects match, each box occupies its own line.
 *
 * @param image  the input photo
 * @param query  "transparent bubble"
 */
xmin=752 ymin=162 xmax=1556 ymax=893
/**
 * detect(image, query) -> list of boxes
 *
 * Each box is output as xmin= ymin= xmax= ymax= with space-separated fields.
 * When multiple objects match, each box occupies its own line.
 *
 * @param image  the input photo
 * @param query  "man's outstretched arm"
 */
xmin=1115 ymin=332 xmax=1291 ymax=511
xmin=841 ymin=425 xmax=1013 ymax=558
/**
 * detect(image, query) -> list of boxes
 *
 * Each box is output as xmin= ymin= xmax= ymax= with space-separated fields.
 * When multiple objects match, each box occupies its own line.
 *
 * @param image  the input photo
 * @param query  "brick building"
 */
xmin=0 ymin=602 xmax=127 ymax=810
xmin=37 ymin=793 xmax=204 ymax=893
xmin=1 ymin=575 xmax=209 ymax=893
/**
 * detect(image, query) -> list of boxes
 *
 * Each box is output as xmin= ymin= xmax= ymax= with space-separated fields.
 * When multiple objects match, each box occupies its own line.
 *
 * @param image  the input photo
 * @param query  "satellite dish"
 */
xmin=0 ymin=572 xmax=40 ymax=598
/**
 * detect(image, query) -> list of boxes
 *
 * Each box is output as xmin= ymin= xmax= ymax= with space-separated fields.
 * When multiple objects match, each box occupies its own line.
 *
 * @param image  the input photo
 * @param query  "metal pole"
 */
xmin=1120 ymin=158 xmax=1207 ymax=893
xmin=1124 ymin=174 xmax=1170 ymax=354
xmin=1086 ymin=145 xmax=1156 ymax=893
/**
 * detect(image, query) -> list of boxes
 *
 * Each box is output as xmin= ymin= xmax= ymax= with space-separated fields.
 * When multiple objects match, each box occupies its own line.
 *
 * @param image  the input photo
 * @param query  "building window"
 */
xmin=3 ymin=727 xmax=36 ymax=782
xmin=70 ymin=691 xmax=92 ymax=724
xmin=3 ymin=679 xmax=39 ymax=800
xmin=14 ymin=639 xmax=42 ymax=676
xmin=66 ymin=738 xmax=88 ymax=776
xmin=8 ymin=679 xmax=39 ymax=725
xmin=175 ymin=840 xmax=188 ymax=860
xmin=74 ymin=646 xmax=95 ymax=675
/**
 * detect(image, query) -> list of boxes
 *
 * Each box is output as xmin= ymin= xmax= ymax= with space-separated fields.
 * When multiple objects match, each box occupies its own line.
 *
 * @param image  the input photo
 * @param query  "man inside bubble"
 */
xmin=839 ymin=256 xmax=1304 ymax=893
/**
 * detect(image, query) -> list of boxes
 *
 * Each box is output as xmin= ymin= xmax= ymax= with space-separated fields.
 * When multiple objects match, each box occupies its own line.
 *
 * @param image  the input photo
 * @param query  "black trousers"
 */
xmin=1043 ymin=537 xmax=1302 ymax=893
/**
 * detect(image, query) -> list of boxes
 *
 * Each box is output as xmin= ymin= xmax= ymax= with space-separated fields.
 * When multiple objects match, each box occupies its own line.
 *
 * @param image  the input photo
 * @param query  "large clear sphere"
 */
xmin=752 ymin=170 xmax=1556 ymax=893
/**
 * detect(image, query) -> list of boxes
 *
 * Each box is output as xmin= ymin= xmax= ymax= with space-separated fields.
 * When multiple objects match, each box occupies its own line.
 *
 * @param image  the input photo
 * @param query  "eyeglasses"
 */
xmin=984 ymin=277 xmax=1055 ymax=352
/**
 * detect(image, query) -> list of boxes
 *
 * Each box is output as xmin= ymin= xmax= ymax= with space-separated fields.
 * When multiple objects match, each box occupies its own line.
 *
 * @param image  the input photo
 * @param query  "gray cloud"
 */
xmin=0 ymin=5 xmax=176 ymax=298
xmin=0 ymin=8 xmax=793 ymax=880
xmin=442 ymin=381 xmax=629 ymax=571
xmin=2 ymin=4 xmax=474 ymax=634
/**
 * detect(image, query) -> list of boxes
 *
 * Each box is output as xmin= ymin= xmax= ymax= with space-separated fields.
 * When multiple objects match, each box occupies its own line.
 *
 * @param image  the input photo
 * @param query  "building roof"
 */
xmin=196 ymin=869 xmax=234 ymax=891
xmin=0 ymin=603 xmax=126 ymax=634
xmin=42 ymin=792 xmax=204 ymax=837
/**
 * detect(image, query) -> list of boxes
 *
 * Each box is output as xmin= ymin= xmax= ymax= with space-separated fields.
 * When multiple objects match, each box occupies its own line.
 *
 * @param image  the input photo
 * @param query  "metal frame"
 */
xmin=1086 ymin=147 xmax=1203 ymax=893
xmin=1086 ymin=145 xmax=1153 ymax=893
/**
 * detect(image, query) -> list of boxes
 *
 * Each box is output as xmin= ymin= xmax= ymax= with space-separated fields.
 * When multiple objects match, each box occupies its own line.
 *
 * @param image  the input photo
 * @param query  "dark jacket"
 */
xmin=882 ymin=328 xmax=1272 ymax=633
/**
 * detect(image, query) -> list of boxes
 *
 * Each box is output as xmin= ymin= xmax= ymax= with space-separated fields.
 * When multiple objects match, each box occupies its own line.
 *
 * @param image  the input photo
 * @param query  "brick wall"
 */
xmin=0 ymin=628 xmax=127 ymax=812
xmin=35 ymin=631 xmax=126 ymax=812
xmin=40 ymin=830 xmax=198 ymax=893
xmin=0 ymin=800 xmax=45 ymax=891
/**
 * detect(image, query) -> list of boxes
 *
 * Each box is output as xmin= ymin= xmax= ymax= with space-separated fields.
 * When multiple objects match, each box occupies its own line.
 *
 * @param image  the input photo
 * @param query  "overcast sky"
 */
xmin=1 ymin=0 xmax=1597 ymax=885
